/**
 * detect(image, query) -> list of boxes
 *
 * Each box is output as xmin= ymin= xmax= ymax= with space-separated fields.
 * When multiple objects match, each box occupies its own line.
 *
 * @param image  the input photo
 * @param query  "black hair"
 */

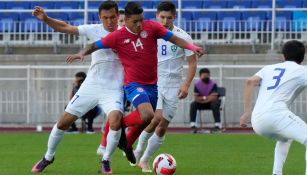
xmin=75 ymin=71 xmax=86 ymax=79
xmin=199 ymin=68 xmax=210 ymax=76
xmin=157 ymin=1 xmax=176 ymax=16
xmin=282 ymin=40 xmax=305 ymax=64
xmin=119 ymin=9 xmax=125 ymax=15
xmin=98 ymin=0 xmax=119 ymax=14
xmin=124 ymin=1 xmax=143 ymax=17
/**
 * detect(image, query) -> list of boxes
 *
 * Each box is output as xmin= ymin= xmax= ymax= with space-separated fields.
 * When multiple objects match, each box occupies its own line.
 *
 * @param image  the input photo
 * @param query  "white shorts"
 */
xmin=252 ymin=110 xmax=307 ymax=144
xmin=65 ymin=79 xmax=124 ymax=118
xmin=156 ymin=87 xmax=179 ymax=122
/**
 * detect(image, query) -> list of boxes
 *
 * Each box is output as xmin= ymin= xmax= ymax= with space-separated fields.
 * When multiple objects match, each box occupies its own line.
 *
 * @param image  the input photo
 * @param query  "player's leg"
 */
xmin=277 ymin=113 xmax=307 ymax=175
xmin=31 ymin=112 xmax=78 ymax=173
xmin=32 ymin=80 xmax=99 ymax=173
xmin=124 ymin=83 xmax=156 ymax=125
xmin=98 ymin=89 xmax=124 ymax=174
xmin=133 ymin=91 xmax=163 ymax=164
xmin=139 ymin=87 xmax=178 ymax=172
xmin=97 ymin=120 xmax=109 ymax=156
xmin=273 ymin=140 xmax=292 ymax=175
xmin=255 ymin=110 xmax=307 ymax=175
xmin=120 ymin=83 xmax=157 ymax=164
xmin=134 ymin=110 xmax=162 ymax=164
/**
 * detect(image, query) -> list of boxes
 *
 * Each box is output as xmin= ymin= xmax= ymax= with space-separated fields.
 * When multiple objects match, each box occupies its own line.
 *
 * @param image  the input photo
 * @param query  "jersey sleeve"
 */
xmin=255 ymin=67 xmax=266 ymax=79
xmin=94 ymin=31 xmax=117 ymax=49
xmin=152 ymin=21 xmax=173 ymax=41
xmin=77 ymin=24 xmax=91 ymax=37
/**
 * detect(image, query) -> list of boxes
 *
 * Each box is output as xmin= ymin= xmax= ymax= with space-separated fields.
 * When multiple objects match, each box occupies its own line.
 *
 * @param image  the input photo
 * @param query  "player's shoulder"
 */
xmin=172 ymin=26 xmax=189 ymax=36
xmin=172 ymin=25 xmax=192 ymax=40
xmin=78 ymin=24 xmax=104 ymax=33
xmin=79 ymin=23 xmax=101 ymax=30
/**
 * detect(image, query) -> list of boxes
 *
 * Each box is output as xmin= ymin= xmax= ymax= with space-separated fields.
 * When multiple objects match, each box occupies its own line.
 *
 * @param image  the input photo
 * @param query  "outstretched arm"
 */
xmin=32 ymin=6 xmax=79 ymax=35
xmin=66 ymin=42 xmax=99 ymax=63
xmin=178 ymin=54 xmax=197 ymax=99
xmin=168 ymin=35 xmax=204 ymax=57
xmin=66 ymin=39 xmax=110 ymax=63
xmin=240 ymin=75 xmax=261 ymax=127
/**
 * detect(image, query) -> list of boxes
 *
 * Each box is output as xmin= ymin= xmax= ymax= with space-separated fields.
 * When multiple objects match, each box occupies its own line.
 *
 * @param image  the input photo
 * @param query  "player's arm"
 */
xmin=168 ymin=35 xmax=204 ymax=57
xmin=178 ymin=54 xmax=197 ymax=99
xmin=32 ymin=6 xmax=79 ymax=35
xmin=69 ymin=88 xmax=74 ymax=100
xmin=240 ymin=75 xmax=261 ymax=127
xmin=66 ymin=39 xmax=110 ymax=63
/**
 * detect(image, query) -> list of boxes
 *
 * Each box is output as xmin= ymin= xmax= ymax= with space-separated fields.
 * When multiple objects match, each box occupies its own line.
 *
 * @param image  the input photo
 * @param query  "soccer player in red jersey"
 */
xmin=66 ymin=1 xmax=203 ymax=173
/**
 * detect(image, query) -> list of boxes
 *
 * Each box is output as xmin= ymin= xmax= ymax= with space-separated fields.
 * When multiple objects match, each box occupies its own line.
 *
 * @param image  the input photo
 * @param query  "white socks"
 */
xmin=135 ymin=131 xmax=153 ymax=153
xmin=103 ymin=128 xmax=121 ymax=161
xmin=272 ymin=140 xmax=292 ymax=175
xmin=140 ymin=133 xmax=164 ymax=163
xmin=45 ymin=124 xmax=64 ymax=161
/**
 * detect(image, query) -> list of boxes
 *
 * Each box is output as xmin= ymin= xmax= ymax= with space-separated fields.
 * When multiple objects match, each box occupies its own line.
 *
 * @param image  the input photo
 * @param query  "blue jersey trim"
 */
xmin=95 ymin=40 xmax=105 ymax=49
xmin=163 ymin=31 xmax=173 ymax=41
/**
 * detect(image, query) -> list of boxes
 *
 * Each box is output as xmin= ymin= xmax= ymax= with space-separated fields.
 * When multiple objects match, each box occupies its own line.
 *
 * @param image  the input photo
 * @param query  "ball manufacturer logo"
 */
xmin=140 ymin=31 xmax=148 ymax=38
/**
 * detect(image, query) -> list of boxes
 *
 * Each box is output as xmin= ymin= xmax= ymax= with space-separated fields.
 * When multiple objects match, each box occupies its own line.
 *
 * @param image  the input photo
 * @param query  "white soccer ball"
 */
xmin=152 ymin=153 xmax=176 ymax=175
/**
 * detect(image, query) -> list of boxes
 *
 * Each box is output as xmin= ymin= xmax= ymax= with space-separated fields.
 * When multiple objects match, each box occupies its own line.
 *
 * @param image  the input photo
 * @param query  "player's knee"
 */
xmin=109 ymin=119 xmax=121 ymax=130
xmin=108 ymin=112 xmax=122 ymax=131
xmin=140 ymin=110 xmax=154 ymax=124
xmin=57 ymin=121 xmax=71 ymax=130
xmin=57 ymin=112 xmax=77 ymax=130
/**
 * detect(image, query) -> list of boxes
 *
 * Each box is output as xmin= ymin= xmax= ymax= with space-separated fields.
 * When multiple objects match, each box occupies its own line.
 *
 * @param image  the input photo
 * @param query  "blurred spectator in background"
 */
xmin=118 ymin=9 xmax=125 ymax=27
xmin=190 ymin=68 xmax=221 ymax=133
xmin=67 ymin=72 xmax=101 ymax=134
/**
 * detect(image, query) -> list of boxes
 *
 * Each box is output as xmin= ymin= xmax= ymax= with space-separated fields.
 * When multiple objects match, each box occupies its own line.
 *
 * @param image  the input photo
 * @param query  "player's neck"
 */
xmin=125 ymin=26 xmax=138 ymax=35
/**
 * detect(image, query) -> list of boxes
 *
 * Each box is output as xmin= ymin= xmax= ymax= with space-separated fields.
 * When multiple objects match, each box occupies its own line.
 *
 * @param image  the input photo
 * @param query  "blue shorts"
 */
xmin=124 ymin=82 xmax=158 ymax=110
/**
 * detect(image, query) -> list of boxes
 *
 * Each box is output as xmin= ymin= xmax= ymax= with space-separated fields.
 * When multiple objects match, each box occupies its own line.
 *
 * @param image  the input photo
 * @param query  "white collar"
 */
xmin=125 ymin=26 xmax=138 ymax=35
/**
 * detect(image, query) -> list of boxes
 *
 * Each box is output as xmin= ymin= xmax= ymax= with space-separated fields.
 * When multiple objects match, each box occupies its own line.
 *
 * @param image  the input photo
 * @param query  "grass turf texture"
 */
xmin=0 ymin=133 xmax=305 ymax=175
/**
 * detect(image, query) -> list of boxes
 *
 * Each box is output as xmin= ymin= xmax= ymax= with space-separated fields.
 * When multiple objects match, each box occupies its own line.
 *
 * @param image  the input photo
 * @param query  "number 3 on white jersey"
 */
xmin=131 ymin=38 xmax=144 ymax=52
xmin=267 ymin=68 xmax=286 ymax=90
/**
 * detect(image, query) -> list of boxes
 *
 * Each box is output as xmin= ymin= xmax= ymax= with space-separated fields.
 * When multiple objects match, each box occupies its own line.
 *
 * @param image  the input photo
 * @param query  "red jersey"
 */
xmin=96 ymin=20 xmax=173 ymax=85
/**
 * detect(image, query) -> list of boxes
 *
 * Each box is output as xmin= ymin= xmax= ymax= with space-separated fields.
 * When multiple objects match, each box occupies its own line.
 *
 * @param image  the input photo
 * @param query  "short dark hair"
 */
xmin=75 ymin=72 xmax=86 ymax=79
xmin=282 ymin=40 xmax=305 ymax=64
xmin=199 ymin=68 xmax=210 ymax=76
xmin=124 ymin=1 xmax=143 ymax=17
xmin=119 ymin=9 xmax=125 ymax=15
xmin=157 ymin=1 xmax=176 ymax=16
xmin=98 ymin=0 xmax=118 ymax=14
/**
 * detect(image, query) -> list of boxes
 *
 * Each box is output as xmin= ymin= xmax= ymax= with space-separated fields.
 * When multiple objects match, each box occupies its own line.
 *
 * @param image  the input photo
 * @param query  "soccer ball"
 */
xmin=152 ymin=153 xmax=176 ymax=175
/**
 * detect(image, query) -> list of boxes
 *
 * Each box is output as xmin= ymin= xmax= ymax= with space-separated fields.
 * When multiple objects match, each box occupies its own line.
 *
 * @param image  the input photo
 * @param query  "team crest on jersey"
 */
xmin=140 ymin=31 xmax=148 ymax=38
xmin=171 ymin=45 xmax=178 ymax=52
xmin=137 ymin=87 xmax=144 ymax=92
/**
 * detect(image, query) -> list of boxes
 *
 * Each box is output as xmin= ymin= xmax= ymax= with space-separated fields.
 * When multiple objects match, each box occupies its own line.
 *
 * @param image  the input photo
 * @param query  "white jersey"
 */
xmin=78 ymin=24 xmax=123 ymax=89
xmin=157 ymin=25 xmax=194 ymax=88
xmin=252 ymin=61 xmax=307 ymax=116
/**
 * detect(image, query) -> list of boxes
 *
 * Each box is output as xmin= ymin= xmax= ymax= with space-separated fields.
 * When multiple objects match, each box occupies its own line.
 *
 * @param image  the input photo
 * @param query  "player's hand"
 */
xmin=239 ymin=112 xmax=251 ymax=127
xmin=32 ymin=6 xmax=48 ymax=22
xmin=178 ymin=84 xmax=189 ymax=99
xmin=194 ymin=46 xmax=204 ymax=57
xmin=66 ymin=54 xmax=85 ymax=64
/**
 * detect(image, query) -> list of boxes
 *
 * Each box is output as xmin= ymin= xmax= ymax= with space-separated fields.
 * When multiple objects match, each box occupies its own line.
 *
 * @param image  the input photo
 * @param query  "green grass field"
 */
xmin=0 ymin=133 xmax=305 ymax=175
